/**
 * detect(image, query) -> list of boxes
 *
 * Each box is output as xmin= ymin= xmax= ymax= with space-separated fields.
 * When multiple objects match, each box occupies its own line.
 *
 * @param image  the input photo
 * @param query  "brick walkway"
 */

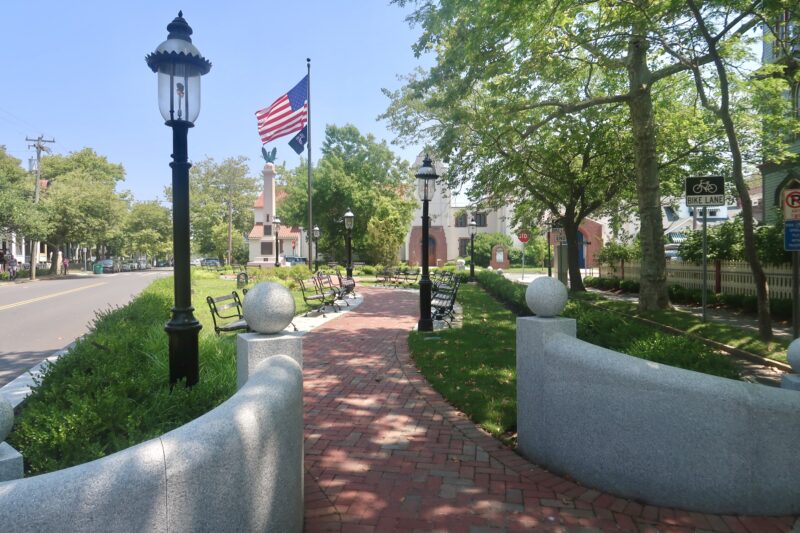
xmin=302 ymin=286 xmax=797 ymax=532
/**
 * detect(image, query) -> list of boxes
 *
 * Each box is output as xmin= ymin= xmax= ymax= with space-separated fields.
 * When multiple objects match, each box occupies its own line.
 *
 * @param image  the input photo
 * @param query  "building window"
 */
xmin=459 ymin=238 xmax=469 ymax=257
xmin=264 ymin=224 xmax=272 ymax=236
xmin=455 ymin=213 xmax=467 ymax=227
xmin=260 ymin=242 xmax=273 ymax=255
xmin=475 ymin=212 xmax=488 ymax=227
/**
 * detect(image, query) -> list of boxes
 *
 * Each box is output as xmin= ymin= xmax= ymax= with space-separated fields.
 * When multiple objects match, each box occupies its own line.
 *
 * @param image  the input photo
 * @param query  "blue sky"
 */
xmin=0 ymin=1 xmax=429 ymax=202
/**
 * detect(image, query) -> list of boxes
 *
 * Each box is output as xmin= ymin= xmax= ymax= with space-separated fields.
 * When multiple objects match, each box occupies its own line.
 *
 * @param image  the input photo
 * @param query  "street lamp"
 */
xmin=468 ymin=217 xmax=477 ymax=282
xmin=146 ymin=11 xmax=211 ymax=387
xmin=343 ymin=208 xmax=354 ymax=278
xmin=273 ymin=217 xmax=282 ymax=267
xmin=416 ymin=154 xmax=438 ymax=332
xmin=312 ymin=224 xmax=320 ymax=272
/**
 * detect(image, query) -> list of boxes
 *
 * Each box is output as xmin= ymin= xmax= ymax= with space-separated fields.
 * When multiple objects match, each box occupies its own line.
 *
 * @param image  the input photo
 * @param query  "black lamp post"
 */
xmin=416 ymin=155 xmax=438 ymax=332
xmin=273 ymin=217 xmax=282 ymax=267
xmin=312 ymin=224 xmax=320 ymax=272
xmin=146 ymin=11 xmax=211 ymax=387
xmin=343 ymin=208 xmax=354 ymax=278
xmin=468 ymin=217 xmax=477 ymax=282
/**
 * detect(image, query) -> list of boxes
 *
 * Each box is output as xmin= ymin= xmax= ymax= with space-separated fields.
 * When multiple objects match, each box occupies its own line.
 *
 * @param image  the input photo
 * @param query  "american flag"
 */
xmin=255 ymin=75 xmax=308 ymax=145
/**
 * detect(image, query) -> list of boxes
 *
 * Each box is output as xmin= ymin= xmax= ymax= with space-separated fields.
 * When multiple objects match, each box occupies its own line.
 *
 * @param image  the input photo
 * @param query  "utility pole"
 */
xmin=26 ymin=135 xmax=55 ymax=280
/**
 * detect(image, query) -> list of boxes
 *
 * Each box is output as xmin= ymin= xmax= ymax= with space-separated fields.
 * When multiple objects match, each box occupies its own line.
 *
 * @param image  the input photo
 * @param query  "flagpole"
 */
xmin=306 ymin=58 xmax=313 ymax=270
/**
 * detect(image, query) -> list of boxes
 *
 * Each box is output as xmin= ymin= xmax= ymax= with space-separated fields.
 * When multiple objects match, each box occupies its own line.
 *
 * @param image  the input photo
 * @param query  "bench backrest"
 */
xmin=206 ymin=292 xmax=243 ymax=319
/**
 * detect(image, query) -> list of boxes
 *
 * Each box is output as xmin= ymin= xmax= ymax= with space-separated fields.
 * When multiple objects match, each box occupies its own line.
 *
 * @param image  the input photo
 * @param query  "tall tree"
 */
xmin=124 ymin=201 xmax=173 ymax=263
xmin=182 ymin=156 xmax=259 ymax=262
xmin=392 ymin=0 xmax=757 ymax=311
xmin=38 ymin=149 xmax=128 ymax=268
xmin=1 ymin=146 xmax=50 ymax=241
xmin=279 ymin=124 xmax=416 ymax=265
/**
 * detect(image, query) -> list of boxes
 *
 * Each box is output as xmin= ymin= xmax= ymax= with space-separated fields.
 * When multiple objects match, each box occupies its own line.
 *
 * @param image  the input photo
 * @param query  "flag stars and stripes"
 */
xmin=256 ymin=75 xmax=309 ymax=145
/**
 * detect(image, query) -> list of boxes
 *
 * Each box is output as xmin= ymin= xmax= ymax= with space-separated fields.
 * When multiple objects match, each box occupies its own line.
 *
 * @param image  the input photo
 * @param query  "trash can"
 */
xmin=93 ymin=263 xmax=103 ymax=275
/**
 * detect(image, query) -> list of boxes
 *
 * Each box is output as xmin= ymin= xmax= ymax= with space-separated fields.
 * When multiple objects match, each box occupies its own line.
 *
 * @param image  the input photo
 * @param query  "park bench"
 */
xmin=206 ymin=291 xmax=249 ymax=335
xmin=298 ymin=278 xmax=339 ymax=317
xmin=401 ymin=268 xmax=420 ymax=287
xmin=335 ymin=268 xmax=357 ymax=299
xmin=376 ymin=267 xmax=396 ymax=286
xmin=431 ymin=276 xmax=461 ymax=328
xmin=316 ymin=272 xmax=349 ymax=307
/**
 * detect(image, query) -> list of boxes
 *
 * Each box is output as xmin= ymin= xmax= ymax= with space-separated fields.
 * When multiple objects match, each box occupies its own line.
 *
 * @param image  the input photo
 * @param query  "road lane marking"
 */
xmin=0 ymin=282 xmax=107 ymax=312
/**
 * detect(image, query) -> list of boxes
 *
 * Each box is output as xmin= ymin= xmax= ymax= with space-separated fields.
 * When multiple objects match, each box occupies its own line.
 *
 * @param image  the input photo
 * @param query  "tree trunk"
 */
xmin=565 ymin=220 xmax=586 ymax=291
xmin=627 ymin=33 xmax=670 ymax=311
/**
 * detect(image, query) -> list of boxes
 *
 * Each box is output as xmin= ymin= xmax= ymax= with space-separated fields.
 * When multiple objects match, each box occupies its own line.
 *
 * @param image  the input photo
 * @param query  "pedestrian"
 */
xmin=7 ymin=255 xmax=18 ymax=281
xmin=0 ymin=250 xmax=5 ymax=274
xmin=62 ymin=256 xmax=70 ymax=276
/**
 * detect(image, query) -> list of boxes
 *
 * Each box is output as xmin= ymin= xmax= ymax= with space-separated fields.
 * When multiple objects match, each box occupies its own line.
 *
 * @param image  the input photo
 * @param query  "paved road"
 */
xmin=0 ymin=269 xmax=171 ymax=387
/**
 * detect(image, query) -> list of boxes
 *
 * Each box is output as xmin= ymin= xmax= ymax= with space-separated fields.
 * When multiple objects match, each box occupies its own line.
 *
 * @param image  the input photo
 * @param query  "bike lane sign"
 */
xmin=685 ymin=176 xmax=725 ymax=207
xmin=782 ymin=188 xmax=800 ymax=221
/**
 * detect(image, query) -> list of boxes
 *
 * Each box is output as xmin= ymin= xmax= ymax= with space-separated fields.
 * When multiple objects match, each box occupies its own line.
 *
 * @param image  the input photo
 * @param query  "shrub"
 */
xmin=619 ymin=280 xmax=640 ymax=293
xmin=7 ymin=278 xmax=237 ymax=475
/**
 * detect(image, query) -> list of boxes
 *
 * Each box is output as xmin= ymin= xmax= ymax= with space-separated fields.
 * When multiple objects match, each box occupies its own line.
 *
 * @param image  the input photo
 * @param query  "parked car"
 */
xmin=201 ymin=258 xmax=221 ymax=267
xmin=156 ymin=259 xmax=172 ymax=267
xmin=121 ymin=263 xmax=132 ymax=272
xmin=95 ymin=259 xmax=119 ymax=273
xmin=284 ymin=256 xmax=307 ymax=266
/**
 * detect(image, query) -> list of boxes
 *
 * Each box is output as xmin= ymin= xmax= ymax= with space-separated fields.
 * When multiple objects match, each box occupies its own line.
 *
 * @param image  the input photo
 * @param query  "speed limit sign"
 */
xmin=518 ymin=231 xmax=529 ymax=243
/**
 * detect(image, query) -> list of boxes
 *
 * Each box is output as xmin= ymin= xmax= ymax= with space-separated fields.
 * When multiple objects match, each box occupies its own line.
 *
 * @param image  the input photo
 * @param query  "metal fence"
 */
xmin=599 ymin=260 xmax=794 ymax=299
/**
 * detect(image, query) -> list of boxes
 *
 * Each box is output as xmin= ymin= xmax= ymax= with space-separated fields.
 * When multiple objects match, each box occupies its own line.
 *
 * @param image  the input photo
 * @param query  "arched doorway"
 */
xmin=418 ymin=236 xmax=437 ymax=266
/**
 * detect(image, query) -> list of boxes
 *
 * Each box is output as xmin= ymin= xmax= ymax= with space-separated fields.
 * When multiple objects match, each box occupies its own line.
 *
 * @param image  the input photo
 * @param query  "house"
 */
xmin=400 ymin=154 xmax=603 ymax=268
xmin=760 ymin=10 xmax=800 ymax=224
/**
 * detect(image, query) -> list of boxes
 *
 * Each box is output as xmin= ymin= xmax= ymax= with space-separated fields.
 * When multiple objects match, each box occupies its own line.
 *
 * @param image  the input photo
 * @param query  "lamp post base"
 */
xmin=417 ymin=318 xmax=434 ymax=331
xmin=165 ymin=308 xmax=202 ymax=387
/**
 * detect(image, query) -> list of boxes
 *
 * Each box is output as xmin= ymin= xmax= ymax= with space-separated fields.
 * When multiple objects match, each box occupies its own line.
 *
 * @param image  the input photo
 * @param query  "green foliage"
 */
xmin=0 ymin=146 xmax=51 ymax=240
xmin=279 ymin=125 xmax=416 ymax=266
xmin=679 ymin=217 xmax=790 ymax=265
xmin=123 ymin=201 xmax=172 ymax=260
xmin=472 ymin=232 xmax=512 ymax=267
xmin=596 ymin=240 xmax=640 ymax=266
xmin=7 ymin=277 xmax=237 ymax=474
xmin=182 ymin=156 xmax=259 ymax=262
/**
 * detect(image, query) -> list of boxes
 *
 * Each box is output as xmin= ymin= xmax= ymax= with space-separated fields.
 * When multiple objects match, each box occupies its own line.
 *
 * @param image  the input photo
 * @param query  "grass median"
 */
xmin=7 ymin=270 xmax=311 ymax=475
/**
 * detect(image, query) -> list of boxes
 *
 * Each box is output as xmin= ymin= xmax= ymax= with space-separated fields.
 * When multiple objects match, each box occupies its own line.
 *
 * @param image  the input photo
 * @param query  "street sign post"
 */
xmin=686 ymin=176 xmax=725 ymax=322
xmin=518 ymin=231 xmax=529 ymax=279
xmin=785 ymin=214 xmax=800 ymax=339
xmin=685 ymin=176 xmax=725 ymax=207
xmin=782 ymin=188 xmax=800 ymax=221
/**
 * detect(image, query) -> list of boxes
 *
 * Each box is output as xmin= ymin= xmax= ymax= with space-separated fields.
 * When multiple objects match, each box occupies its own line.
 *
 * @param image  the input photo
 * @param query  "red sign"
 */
xmin=783 ymin=189 xmax=800 ymax=220
xmin=518 ymin=232 xmax=529 ymax=243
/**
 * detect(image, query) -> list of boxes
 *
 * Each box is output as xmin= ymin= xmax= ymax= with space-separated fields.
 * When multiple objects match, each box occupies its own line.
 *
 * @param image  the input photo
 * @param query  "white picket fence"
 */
xmin=599 ymin=260 xmax=794 ymax=299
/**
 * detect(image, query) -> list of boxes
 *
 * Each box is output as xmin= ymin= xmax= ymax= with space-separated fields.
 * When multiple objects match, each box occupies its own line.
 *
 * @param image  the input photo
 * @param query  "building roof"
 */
xmin=253 ymin=192 xmax=264 ymax=208
xmin=248 ymin=223 xmax=263 ymax=238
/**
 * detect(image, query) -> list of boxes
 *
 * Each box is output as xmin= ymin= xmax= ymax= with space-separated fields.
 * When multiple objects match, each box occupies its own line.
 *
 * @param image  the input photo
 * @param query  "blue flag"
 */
xmin=289 ymin=125 xmax=308 ymax=155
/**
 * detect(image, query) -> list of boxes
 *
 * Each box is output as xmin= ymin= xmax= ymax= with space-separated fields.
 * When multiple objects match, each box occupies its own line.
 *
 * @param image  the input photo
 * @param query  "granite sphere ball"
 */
xmin=525 ymin=276 xmax=568 ymax=317
xmin=243 ymin=282 xmax=296 ymax=334
xmin=0 ymin=397 xmax=13 ymax=442
xmin=788 ymin=338 xmax=800 ymax=372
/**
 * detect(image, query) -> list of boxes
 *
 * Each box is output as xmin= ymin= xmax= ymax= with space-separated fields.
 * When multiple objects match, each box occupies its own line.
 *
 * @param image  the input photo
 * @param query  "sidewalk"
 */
xmin=302 ymin=286 xmax=797 ymax=532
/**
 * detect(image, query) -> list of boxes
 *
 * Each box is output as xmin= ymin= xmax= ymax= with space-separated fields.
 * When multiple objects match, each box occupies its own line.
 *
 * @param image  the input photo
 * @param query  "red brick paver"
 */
xmin=303 ymin=287 xmax=797 ymax=532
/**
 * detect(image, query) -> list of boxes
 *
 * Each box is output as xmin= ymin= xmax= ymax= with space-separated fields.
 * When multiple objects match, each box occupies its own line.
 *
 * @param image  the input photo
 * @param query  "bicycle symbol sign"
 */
xmin=685 ymin=176 xmax=725 ymax=207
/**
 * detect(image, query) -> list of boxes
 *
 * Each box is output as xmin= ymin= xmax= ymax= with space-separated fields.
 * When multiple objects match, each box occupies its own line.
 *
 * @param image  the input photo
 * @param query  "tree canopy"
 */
xmin=279 ymin=124 xmax=416 ymax=265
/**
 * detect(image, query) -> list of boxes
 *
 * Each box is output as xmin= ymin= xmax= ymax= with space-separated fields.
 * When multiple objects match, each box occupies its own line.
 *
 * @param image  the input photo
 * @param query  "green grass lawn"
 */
xmin=408 ymin=283 xmax=743 ymax=443
xmin=409 ymin=284 xmax=518 ymax=440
